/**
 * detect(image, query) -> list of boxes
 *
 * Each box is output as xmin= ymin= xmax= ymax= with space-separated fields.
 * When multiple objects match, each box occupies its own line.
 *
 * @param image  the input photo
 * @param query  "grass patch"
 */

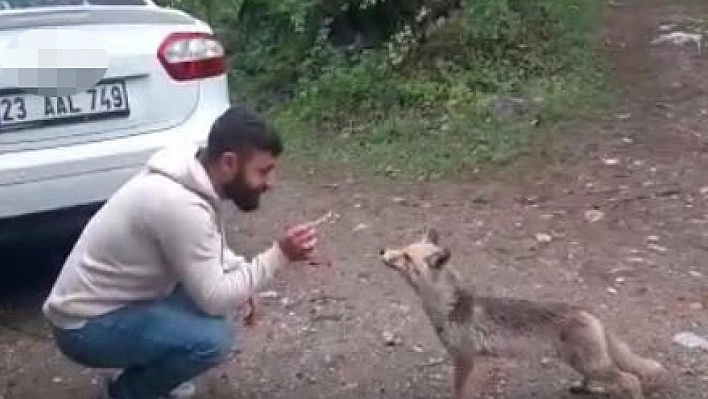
xmin=164 ymin=0 xmax=613 ymax=180
xmin=262 ymin=0 xmax=612 ymax=180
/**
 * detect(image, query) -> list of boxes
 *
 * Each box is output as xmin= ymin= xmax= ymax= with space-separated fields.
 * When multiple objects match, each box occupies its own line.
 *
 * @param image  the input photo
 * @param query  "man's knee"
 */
xmin=189 ymin=319 xmax=236 ymax=365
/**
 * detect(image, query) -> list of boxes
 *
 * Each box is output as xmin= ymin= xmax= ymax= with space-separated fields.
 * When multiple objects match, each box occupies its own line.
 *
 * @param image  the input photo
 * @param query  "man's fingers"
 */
xmin=287 ymin=224 xmax=315 ymax=239
xmin=301 ymin=237 xmax=318 ymax=251
xmin=289 ymin=227 xmax=316 ymax=244
xmin=297 ymin=229 xmax=317 ymax=241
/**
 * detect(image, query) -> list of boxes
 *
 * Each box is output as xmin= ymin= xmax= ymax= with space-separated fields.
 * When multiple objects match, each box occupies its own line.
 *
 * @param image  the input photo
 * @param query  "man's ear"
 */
xmin=425 ymin=247 xmax=451 ymax=269
xmin=423 ymin=227 xmax=440 ymax=245
xmin=214 ymin=151 xmax=238 ymax=176
xmin=224 ymin=151 xmax=241 ymax=170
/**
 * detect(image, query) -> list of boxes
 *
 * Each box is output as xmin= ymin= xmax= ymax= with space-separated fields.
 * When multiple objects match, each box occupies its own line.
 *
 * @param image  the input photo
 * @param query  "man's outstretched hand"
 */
xmin=278 ymin=223 xmax=318 ymax=262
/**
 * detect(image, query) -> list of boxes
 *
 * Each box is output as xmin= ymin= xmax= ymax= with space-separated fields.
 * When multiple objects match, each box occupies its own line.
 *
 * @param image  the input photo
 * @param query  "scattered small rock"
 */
xmin=352 ymin=223 xmax=370 ymax=232
xmin=617 ymin=113 xmax=632 ymax=120
xmin=340 ymin=382 xmax=358 ymax=390
xmin=651 ymin=31 xmax=703 ymax=52
xmin=280 ymin=296 xmax=297 ymax=308
xmin=689 ymin=302 xmax=704 ymax=311
xmin=391 ymin=196 xmax=407 ymax=204
xmin=430 ymin=373 xmax=446 ymax=380
xmin=471 ymin=194 xmax=490 ymax=205
xmin=357 ymin=271 xmax=371 ymax=282
xmin=384 ymin=166 xmax=402 ymax=176
xmin=584 ymin=210 xmax=605 ymax=223
xmin=646 ymin=235 xmax=660 ymax=243
xmin=395 ymin=303 xmax=411 ymax=314
xmin=602 ymin=158 xmax=620 ymax=165
xmin=490 ymin=96 xmax=530 ymax=119
xmin=647 ymin=243 xmax=669 ymax=253
xmin=535 ymin=233 xmax=553 ymax=244
xmin=519 ymin=195 xmax=540 ymax=205
xmin=52 ymin=377 xmax=63 ymax=384
xmin=323 ymin=354 xmax=338 ymax=368
xmin=673 ymin=332 xmax=708 ymax=351
xmin=258 ymin=290 xmax=279 ymax=299
xmin=689 ymin=270 xmax=703 ymax=278
xmin=606 ymin=287 xmax=618 ymax=295
xmin=382 ymin=331 xmax=402 ymax=346
xmin=520 ymin=238 xmax=539 ymax=252
xmin=311 ymin=313 xmax=344 ymax=323
xmin=609 ymin=266 xmax=633 ymax=274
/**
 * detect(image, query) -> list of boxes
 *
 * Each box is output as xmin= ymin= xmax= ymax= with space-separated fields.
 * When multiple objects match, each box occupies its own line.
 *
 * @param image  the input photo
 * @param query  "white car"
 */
xmin=0 ymin=0 xmax=231 ymax=246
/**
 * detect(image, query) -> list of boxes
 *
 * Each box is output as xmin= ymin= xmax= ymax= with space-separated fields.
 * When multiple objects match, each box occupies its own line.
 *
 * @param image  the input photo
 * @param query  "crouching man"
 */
xmin=42 ymin=105 xmax=320 ymax=399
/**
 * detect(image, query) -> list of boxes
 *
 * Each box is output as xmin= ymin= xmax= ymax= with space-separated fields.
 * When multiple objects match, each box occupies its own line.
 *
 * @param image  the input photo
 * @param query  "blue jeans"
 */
xmin=51 ymin=286 xmax=238 ymax=399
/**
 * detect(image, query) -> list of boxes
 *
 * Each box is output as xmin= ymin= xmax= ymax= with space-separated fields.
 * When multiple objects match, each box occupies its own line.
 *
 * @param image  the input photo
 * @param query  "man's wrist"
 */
xmin=268 ymin=241 xmax=291 ymax=270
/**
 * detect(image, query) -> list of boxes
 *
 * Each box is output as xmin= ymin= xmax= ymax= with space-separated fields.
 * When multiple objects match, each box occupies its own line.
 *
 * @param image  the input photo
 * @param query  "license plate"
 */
xmin=0 ymin=81 xmax=130 ymax=132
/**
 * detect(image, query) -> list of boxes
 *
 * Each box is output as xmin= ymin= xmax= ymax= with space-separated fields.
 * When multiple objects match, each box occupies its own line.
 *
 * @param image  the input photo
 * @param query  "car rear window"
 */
xmin=0 ymin=0 xmax=148 ymax=9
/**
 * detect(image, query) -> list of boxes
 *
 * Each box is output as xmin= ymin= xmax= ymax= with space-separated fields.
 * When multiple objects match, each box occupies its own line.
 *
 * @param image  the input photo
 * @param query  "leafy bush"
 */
xmin=161 ymin=0 xmax=607 ymax=178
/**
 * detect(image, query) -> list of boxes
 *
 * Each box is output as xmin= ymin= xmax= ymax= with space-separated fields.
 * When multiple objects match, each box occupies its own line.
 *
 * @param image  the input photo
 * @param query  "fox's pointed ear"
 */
xmin=425 ymin=247 xmax=451 ymax=269
xmin=423 ymin=228 xmax=440 ymax=245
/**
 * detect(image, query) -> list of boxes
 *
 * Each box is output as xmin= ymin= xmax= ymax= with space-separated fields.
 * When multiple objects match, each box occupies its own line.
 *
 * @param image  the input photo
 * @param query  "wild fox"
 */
xmin=379 ymin=228 xmax=669 ymax=399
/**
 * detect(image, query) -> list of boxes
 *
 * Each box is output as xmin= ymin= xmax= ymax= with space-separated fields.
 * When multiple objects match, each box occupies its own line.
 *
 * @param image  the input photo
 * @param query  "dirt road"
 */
xmin=1 ymin=0 xmax=707 ymax=398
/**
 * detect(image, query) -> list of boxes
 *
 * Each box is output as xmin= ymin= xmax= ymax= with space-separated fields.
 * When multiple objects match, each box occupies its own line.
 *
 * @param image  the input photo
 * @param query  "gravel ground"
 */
xmin=2 ymin=1 xmax=708 ymax=398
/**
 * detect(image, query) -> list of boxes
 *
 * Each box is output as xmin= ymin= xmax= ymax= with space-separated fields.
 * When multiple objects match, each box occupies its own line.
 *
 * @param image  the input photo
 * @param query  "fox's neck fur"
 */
xmin=414 ymin=265 xmax=475 ymax=332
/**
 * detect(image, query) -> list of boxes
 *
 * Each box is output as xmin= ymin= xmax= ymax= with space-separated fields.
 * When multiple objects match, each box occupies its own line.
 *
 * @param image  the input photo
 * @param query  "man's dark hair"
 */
xmin=204 ymin=105 xmax=283 ymax=161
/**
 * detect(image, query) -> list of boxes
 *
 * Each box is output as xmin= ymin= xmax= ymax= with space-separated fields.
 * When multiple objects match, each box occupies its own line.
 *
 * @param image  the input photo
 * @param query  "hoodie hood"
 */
xmin=145 ymin=144 xmax=221 ymax=204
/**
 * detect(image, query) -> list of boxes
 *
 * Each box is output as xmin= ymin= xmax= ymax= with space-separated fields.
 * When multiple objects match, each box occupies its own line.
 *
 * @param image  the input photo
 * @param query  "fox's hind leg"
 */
xmin=568 ymin=377 xmax=608 ymax=395
xmin=560 ymin=313 xmax=644 ymax=399
xmin=453 ymin=353 xmax=474 ymax=399
xmin=566 ymin=347 xmax=643 ymax=398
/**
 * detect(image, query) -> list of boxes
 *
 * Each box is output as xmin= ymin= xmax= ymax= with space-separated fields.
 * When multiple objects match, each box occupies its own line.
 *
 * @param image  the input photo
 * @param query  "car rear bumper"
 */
xmin=0 ymin=81 xmax=230 ymax=220
xmin=0 ymin=202 xmax=102 ymax=247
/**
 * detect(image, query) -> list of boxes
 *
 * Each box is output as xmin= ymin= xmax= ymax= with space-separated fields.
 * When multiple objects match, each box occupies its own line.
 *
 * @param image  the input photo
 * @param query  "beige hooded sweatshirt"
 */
xmin=42 ymin=144 xmax=289 ymax=329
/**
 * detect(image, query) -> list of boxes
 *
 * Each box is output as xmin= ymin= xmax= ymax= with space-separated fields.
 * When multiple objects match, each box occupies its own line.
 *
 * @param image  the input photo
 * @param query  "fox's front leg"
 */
xmin=453 ymin=353 xmax=474 ymax=399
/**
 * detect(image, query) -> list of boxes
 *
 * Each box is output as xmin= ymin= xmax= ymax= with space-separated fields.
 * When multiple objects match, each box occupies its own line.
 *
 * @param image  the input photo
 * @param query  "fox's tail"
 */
xmin=605 ymin=330 xmax=670 ymax=395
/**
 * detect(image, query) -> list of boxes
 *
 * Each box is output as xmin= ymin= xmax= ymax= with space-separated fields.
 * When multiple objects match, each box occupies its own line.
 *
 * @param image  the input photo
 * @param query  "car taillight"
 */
xmin=157 ymin=32 xmax=227 ymax=81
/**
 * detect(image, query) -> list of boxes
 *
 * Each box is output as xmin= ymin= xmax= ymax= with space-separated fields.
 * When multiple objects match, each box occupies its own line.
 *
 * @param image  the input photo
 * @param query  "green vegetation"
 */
xmin=161 ymin=0 xmax=610 ymax=180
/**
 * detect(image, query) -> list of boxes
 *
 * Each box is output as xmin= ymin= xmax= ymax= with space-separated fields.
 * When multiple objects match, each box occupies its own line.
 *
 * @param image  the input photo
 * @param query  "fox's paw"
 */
xmin=569 ymin=382 xmax=607 ymax=395
xmin=641 ymin=364 xmax=671 ymax=396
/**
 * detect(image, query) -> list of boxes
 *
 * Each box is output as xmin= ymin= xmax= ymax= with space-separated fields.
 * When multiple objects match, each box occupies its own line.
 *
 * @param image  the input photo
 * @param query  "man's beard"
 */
xmin=222 ymin=172 xmax=264 ymax=212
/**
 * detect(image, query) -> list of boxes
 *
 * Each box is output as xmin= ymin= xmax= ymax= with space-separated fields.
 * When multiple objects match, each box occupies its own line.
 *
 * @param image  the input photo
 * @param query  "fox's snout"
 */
xmin=379 ymin=248 xmax=402 ymax=269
